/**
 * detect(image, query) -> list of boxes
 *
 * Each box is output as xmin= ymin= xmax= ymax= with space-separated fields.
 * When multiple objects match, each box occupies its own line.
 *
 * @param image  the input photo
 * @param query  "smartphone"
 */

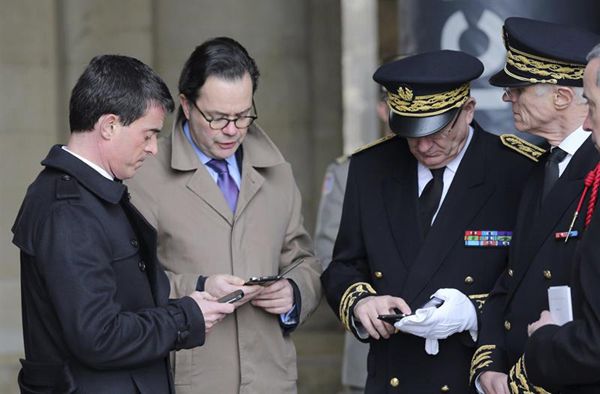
xmin=377 ymin=296 xmax=445 ymax=324
xmin=244 ymin=258 xmax=306 ymax=286
xmin=244 ymin=275 xmax=282 ymax=286
xmin=217 ymin=289 xmax=244 ymax=303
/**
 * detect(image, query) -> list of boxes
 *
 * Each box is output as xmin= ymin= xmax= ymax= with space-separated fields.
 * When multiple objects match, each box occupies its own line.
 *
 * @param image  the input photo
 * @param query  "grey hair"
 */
xmin=535 ymin=83 xmax=586 ymax=104
xmin=586 ymin=43 xmax=600 ymax=87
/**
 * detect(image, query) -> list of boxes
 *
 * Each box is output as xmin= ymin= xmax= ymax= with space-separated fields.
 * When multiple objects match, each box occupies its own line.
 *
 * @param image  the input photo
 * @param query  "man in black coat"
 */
xmin=470 ymin=18 xmax=600 ymax=394
xmin=524 ymin=43 xmax=600 ymax=394
xmin=321 ymin=50 xmax=534 ymax=393
xmin=12 ymin=55 xmax=234 ymax=393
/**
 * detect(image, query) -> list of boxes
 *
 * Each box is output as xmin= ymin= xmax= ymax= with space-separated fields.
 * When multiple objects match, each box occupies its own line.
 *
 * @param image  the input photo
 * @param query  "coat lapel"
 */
xmin=186 ymin=169 xmax=234 ymax=224
xmin=402 ymin=128 xmax=494 ymax=304
xmin=382 ymin=153 xmax=422 ymax=270
xmin=236 ymin=164 xmax=265 ymax=219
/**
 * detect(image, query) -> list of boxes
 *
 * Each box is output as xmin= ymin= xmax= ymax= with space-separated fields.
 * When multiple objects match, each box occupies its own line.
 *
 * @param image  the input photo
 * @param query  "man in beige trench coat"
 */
xmin=127 ymin=37 xmax=322 ymax=394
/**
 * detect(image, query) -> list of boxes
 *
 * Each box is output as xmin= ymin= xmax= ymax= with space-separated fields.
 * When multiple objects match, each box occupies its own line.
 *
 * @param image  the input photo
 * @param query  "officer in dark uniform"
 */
xmin=321 ymin=50 xmax=534 ymax=393
xmin=470 ymin=18 xmax=600 ymax=394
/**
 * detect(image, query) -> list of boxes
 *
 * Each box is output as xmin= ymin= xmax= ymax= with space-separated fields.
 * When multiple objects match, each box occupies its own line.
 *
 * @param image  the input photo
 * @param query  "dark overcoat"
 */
xmin=12 ymin=145 xmax=205 ymax=393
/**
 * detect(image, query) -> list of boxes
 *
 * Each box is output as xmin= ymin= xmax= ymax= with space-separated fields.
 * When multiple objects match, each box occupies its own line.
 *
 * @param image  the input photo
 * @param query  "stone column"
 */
xmin=341 ymin=0 xmax=379 ymax=154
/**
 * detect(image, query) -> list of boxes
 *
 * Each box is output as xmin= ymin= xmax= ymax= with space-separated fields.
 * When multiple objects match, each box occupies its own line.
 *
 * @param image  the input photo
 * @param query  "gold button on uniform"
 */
xmin=374 ymin=271 xmax=383 ymax=279
xmin=464 ymin=276 xmax=474 ymax=285
xmin=504 ymin=320 xmax=511 ymax=331
xmin=390 ymin=377 xmax=399 ymax=387
xmin=508 ymin=268 xmax=514 ymax=277
xmin=441 ymin=385 xmax=450 ymax=392
xmin=543 ymin=270 xmax=552 ymax=280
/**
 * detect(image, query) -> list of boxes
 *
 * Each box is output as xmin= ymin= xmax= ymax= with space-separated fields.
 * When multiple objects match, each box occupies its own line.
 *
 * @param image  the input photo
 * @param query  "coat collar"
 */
xmin=169 ymin=118 xmax=286 ymax=172
xmin=168 ymin=119 xmax=286 ymax=224
xmin=42 ymin=145 xmax=126 ymax=204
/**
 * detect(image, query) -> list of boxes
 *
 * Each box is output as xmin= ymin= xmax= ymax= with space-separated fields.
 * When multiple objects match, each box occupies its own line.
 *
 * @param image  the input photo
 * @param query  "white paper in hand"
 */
xmin=548 ymin=285 xmax=573 ymax=326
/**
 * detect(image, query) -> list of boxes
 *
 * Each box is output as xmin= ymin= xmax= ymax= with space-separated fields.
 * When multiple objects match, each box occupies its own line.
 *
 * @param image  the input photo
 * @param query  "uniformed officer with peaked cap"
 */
xmin=490 ymin=16 xmax=600 ymax=87
xmin=321 ymin=50 xmax=534 ymax=393
xmin=471 ymin=17 xmax=600 ymax=393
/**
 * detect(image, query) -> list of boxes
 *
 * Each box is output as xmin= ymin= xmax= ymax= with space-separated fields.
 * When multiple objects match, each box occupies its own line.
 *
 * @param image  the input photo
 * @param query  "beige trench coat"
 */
xmin=126 ymin=120 xmax=322 ymax=394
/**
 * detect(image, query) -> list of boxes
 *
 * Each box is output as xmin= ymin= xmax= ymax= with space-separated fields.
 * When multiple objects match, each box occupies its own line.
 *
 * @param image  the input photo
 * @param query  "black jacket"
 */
xmin=473 ymin=137 xmax=599 ymax=390
xmin=321 ymin=125 xmax=534 ymax=393
xmin=525 ymin=180 xmax=600 ymax=393
xmin=12 ymin=145 xmax=205 ymax=393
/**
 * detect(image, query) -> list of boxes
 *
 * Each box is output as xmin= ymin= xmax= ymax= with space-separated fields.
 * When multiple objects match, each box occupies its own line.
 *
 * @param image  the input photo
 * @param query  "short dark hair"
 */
xmin=177 ymin=37 xmax=260 ymax=121
xmin=69 ymin=54 xmax=174 ymax=132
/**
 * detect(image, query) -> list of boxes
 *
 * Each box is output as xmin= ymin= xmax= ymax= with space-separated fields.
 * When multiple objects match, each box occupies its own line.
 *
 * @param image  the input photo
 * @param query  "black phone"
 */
xmin=377 ymin=296 xmax=445 ymax=324
xmin=217 ymin=289 xmax=244 ymax=303
xmin=244 ymin=258 xmax=306 ymax=286
xmin=244 ymin=275 xmax=282 ymax=286
xmin=377 ymin=312 xmax=410 ymax=324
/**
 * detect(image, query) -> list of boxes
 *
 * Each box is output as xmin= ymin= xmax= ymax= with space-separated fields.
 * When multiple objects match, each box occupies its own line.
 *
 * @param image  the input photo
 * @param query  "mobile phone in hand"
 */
xmin=244 ymin=258 xmax=305 ymax=286
xmin=244 ymin=275 xmax=282 ymax=286
xmin=217 ymin=289 xmax=244 ymax=303
xmin=377 ymin=296 xmax=445 ymax=324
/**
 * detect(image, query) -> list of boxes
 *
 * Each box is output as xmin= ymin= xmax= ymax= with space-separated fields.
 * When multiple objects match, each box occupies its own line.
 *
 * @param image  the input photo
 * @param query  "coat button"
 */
xmin=464 ymin=276 xmax=474 ymax=285
xmin=543 ymin=270 xmax=552 ymax=280
xmin=130 ymin=239 xmax=138 ymax=248
xmin=61 ymin=175 xmax=71 ymax=181
xmin=441 ymin=385 xmax=450 ymax=392
xmin=138 ymin=260 xmax=146 ymax=272
xmin=508 ymin=269 xmax=514 ymax=277
xmin=389 ymin=377 xmax=399 ymax=387
xmin=504 ymin=320 xmax=511 ymax=331
xmin=374 ymin=271 xmax=383 ymax=279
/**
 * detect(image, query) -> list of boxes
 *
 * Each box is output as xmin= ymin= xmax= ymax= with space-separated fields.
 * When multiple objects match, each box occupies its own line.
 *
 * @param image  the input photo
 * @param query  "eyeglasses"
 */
xmin=190 ymin=99 xmax=258 ymax=130
xmin=503 ymin=87 xmax=525 ymax=100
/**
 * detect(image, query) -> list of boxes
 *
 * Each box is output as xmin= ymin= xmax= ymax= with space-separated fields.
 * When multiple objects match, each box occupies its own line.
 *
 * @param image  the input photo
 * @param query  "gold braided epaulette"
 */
xmin=470 ymin=344 xmax=496 ymax=383
xmin=339 ymin=282 xmax=377 ymax=331
xmin=500 ymin=134 xmax=546 ymax=162
xmin=508 ymin=355 xmax=550 ymax=394
xmin=469 ymin=293 xmax=488 ymax=312
xmin=352 ymin=134 xmax=397 ymax=155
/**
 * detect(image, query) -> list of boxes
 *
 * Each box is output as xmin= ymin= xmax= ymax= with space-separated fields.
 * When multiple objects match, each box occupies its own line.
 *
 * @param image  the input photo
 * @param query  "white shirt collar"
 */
xmin=556 ymin=125 xmax=590 ymax=156
xmin=61 ymin=146 xmax=114 ymax=180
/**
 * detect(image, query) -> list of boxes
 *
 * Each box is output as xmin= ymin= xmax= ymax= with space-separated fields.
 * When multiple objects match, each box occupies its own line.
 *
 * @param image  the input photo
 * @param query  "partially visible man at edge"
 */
xmin=127 ymin=37 xmax=322 ymax=394
xmin=12 ymin=54 xmax=234 ymax=394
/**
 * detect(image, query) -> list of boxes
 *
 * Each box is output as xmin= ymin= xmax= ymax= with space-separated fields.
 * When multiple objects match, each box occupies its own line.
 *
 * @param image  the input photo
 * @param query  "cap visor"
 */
xmin=489 ymin=69 xmax=531 ymax=88
xmin=389 ymin=109 xmax=458 ymax=138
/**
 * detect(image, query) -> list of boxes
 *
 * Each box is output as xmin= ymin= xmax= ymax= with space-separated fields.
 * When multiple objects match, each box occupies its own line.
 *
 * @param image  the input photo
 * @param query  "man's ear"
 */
xmin=98 ymin=114 xmax=119 ymax=140
xmin=554 ymin=86 xmax=575 ymax=110
xmin=462 ymin=97 xmax=476 ymax=124
xmin=179 ymin=94 xmax=191 ymax=120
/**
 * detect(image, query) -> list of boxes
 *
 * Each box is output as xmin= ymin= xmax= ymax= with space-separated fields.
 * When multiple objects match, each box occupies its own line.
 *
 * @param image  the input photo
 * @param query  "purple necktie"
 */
xmin=207 ymin=159 xmax=239 ymax=212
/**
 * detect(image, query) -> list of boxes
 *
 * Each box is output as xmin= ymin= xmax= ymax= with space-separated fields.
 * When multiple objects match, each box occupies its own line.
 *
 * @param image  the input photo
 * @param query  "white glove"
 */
xmin=394 ymin=288 xmax=478 ymax=355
